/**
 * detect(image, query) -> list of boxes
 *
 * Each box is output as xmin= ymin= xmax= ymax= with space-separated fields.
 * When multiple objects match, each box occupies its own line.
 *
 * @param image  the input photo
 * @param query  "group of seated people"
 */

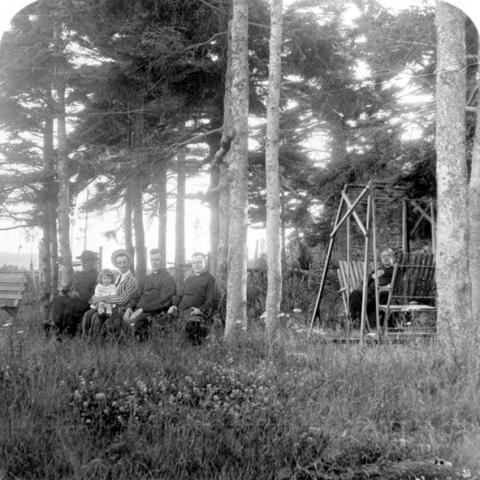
xmin=46 ymin=248 xmax=220 ymax=345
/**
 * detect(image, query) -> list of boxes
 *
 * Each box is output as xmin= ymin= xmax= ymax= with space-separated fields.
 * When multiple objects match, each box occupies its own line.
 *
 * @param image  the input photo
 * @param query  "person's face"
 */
xmin=82 ymin=258 xmax=96 ymax=272
xmin=115 ymin=255 xmax=130 ymax=274
xmin=150 ymin=253 xmax=162 ymax=271
xmin=191 ymin=255 xmax=206 ymax=274
xmin=381 ymin=251 xmax=394 ymax=267
xmin=102 ymin=275 xmax=112 ymax=286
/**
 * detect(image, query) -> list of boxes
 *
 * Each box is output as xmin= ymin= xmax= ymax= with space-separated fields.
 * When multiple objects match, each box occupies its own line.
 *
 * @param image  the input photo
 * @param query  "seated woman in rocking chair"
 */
xmin=348 ymin=248 xmax=395 ymax=328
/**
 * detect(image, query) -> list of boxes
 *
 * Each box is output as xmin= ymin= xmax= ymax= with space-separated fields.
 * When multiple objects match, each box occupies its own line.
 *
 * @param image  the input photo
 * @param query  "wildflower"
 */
xmin=462 ymin=468 xmax=472 ymax=479
xmin=94 ymin=392 xmax=106 ymax=401
xmin=136 ymin=380 xmax=147 ymax=394
xmin=73 ymin=390 xmax=82 ymax=401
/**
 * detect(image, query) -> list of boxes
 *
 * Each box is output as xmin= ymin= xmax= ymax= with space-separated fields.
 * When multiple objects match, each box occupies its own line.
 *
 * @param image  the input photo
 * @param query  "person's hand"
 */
xmin=372 ymin=269 xmax=384 ymax=279
xmin=167 ymin=305 xmax=177 ymax=315
xmin=130 ymin=308 xmax=143 ymax=321
xmin=123 ymin=307 xmax=133 ymax=322
xmin=91 ymin=296 xmax=101 ymax=304
xmin=190 ymin=307 xmax=202 ymax=316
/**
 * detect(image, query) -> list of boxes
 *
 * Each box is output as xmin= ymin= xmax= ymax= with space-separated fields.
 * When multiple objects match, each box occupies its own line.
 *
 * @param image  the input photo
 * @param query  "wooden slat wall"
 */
xmin=0 ymin=272 xmax=27 ymax=308
xmin=391 ymin=253 xmax=435 ymax=304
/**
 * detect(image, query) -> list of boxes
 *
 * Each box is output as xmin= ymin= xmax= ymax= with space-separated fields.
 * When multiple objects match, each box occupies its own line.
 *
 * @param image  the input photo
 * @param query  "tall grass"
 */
xmin=1 ymin=307 xmax=479 ymax=479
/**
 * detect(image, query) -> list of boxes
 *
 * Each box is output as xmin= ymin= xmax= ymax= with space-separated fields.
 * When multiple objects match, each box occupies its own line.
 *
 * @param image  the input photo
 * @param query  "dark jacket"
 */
xmin=367 ymin=264 xmax=394 ymax=295
xmin=72 ymin=269 xmax=98 ymax=304
xmin=137 ymin=269 xmax=176 ymax=313
xmin=174 ymin=271 xmax=219 ymax=313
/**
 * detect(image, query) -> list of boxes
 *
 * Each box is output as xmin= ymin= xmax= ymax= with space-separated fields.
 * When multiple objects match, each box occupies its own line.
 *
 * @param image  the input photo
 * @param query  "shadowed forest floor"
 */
xmin=0 ymin=301 xmax=479 ymax=480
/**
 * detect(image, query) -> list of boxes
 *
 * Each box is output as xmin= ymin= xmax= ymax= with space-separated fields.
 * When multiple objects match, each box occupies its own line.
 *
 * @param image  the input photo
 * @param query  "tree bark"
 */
xmin=132 ymin=176 xmax=146 ymax=284
xmin=468 ymin=41 xmax=480 ymax=329
xmin=265 ymin=0 xmax=283 ymax=344
xmin=175 ymin=141 xmax=186 ymax=288
xmin=224 ymin=0 xmax=249 ymax=337
xmin=124 ymin=181 xmax=134 ymax=265
xmin=56 ymin=80 xmax=72 ymax=277
xmin=157 ymin=161 xmax=168 ymax=268
xmin=435 ymin=1 xmax=472 ymax=348
xmin=213 ymin=20 xmax=234 ymax=290
xmin=132 ymin=106 xmax=147 ymax=284
xmin=40 ymin=114 xmax=54 ymax=302
xmin=209 ymin=154 xmax=220 ymax=275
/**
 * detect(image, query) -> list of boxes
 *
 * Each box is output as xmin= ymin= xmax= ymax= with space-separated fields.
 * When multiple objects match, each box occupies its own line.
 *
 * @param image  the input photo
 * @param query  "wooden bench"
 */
xmin=0 ymin=272 xmax=28 ymax=312
xmin=379 ymin=253 xmax=436 ymax=336
xmin=337 ymin=260 xmax=372 ymax=318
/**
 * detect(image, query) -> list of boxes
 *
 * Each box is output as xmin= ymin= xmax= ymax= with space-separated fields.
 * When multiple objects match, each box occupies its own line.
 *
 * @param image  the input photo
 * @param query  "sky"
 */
xmin=0 ymin=0 xmax=479 ymax=266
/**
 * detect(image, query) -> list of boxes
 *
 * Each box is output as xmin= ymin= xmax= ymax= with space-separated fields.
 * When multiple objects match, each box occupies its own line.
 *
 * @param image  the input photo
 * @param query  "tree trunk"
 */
xmin=50 ymin=205 xmax=58 ymax=296
xmin=40 ymin=114 xmax=54 ymax=303
xmin=132 ymin=176 xmax=146 ymax=284
xmin=213 ymin=21 xmax=234 ymax=289
xmin=208 ymin=136 xmax=221 ymax=276
xmin=265 ymin=0 xmax=283 ymax=344
xmin=435 ymin=1 xmax=472 ymax=348
xmin=56 ymin=80 xmax=72 ymax=277
xmin=132 ymin=106 xmax=147 ymax=284
xmin=224 ymin=0 xmax=249 ymax=337
xmin=330 ymin=121 xmax=347 ymax=165
xmin=209 ymin=158 xmax=220 ymax=275
xmin=157 ymin=161 xmax=168 ymax=268
xmin=175 ymin=141 xmax=186 ymax=288
xmin=124 ymin=181 xmax=134 ymax=264
xmin=468 ymin=42 xmax=480 ymax=328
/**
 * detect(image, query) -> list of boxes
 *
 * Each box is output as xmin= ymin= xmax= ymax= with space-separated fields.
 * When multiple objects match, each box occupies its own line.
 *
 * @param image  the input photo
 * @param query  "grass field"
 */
xmin=0 ymin=303 xmax=479 ymax=479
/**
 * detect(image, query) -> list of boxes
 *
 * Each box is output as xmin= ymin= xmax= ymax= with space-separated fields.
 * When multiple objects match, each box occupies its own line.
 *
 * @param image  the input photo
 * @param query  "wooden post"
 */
xmin=308 ymin=197 xmax=344 ymax=335
xmin=346 ymin=215 xmax=351 ymax=337
xmin=430 ymin=199 xmax=436 ymax=253
xmin=371 ymin=187 xmax=380 ymax=333
xmin=359 ymin=192 xmax=372 ymax=344
xmin=402 ymin=199 xmax=408 ymax=254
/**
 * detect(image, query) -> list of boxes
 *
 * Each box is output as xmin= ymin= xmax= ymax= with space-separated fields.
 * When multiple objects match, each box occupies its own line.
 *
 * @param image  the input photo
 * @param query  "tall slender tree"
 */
xmin=225 ymin=0 xmax=249 ymax=337
xmin=157 ymin=162 xmax=168 ymax=268
xmin=435 ymin=1 xmax=472 ymax=347
xmin=468 ymin=41 xmax=480 ymax=326
xmin=175 ymin=141 xmax=186 ymax=287
xmin=265 ymin=0 xmax=283 ymax=343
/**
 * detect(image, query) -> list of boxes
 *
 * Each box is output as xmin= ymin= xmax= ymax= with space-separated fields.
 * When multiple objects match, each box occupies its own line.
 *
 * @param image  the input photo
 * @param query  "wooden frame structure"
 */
xmin=308 ymin=181 xmax=435 ymax=341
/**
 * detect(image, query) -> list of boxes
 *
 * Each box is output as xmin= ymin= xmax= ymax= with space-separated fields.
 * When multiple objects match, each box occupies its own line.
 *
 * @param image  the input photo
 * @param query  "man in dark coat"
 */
xmin=126 ymin=248 xmax=177 ymax=340
xmin=47 ymin=250 xmax=98 ymax=336
xmin=168 ymin=252 xmax=220 ymax=345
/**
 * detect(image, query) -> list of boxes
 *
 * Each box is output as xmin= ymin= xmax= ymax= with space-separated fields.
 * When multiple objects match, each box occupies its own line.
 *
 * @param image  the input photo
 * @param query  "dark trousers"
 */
xmin=180 ymin=310 xmax=213 ymax=346
xmin=349 ymin=289 xmax=389 ymax=329
xmin=50 ymin=295 xmax=89 ymax=336
xmin=82 ymin=309 xmax=127 ymax=340
xmin=132 ymin=310 xmax=170 ymax=341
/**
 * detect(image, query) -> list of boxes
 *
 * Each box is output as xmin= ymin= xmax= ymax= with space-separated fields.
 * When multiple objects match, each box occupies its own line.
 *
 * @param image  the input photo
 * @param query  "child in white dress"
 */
xmin=91 ymin=269 xmax=116 ymax=316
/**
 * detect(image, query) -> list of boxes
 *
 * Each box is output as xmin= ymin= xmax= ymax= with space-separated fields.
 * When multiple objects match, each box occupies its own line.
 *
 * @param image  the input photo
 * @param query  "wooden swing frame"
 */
xmin=308 ymin=181 xmax=435 ymax=342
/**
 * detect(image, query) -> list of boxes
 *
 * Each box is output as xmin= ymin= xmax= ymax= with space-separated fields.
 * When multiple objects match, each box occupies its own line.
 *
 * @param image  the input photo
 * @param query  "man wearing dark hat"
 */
xmin=86 ymin=248 xmax=138 ymax=338
xmin=47 ymin=250 xmax=99 ymax=336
